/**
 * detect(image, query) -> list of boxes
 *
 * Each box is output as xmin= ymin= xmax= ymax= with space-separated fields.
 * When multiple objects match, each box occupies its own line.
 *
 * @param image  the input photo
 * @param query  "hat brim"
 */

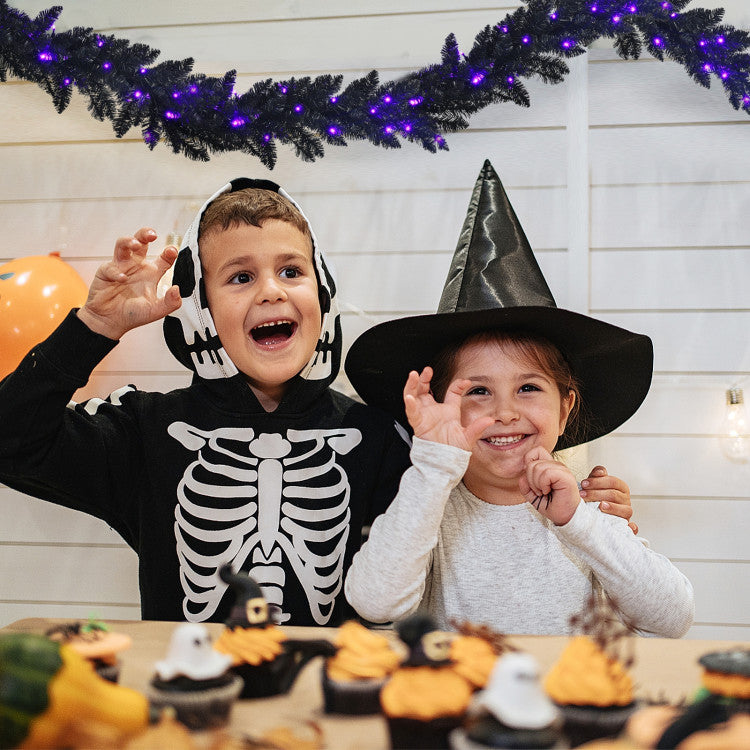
xmin=344 ymin=306 xmax=653 ymax=450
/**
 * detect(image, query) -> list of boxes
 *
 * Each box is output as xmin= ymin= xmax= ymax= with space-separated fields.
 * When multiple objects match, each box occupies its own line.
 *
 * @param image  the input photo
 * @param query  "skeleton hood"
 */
xmin=163 ymin=178 xmax=341 ymax=412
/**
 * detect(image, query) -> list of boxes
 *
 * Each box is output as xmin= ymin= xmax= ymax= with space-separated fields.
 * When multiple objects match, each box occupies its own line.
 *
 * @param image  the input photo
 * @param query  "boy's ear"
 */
xmin=558 ymin=390 xmax=576 ymax=436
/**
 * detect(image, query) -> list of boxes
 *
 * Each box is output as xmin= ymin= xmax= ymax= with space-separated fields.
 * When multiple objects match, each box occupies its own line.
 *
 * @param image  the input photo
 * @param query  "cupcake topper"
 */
xmin=155 ymin=622 xmax=232 ymax=681
xmin=218 ymin=564 xmax=271 ymax=629
xmin=396 ymin=612 xmax=454 ymax=668
xmin=569 ymin=594 xmax=634 ymax=669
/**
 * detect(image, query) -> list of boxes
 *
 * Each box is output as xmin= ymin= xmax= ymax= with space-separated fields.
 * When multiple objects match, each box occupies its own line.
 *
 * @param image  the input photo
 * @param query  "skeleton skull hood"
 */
xmin=163 ymin=177 xmax=341 ymax=412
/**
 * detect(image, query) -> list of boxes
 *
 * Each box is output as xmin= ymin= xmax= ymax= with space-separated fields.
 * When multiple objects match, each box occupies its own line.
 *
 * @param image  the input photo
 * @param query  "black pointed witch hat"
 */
xmin=344 ymin=160 xmax=653 ymax=450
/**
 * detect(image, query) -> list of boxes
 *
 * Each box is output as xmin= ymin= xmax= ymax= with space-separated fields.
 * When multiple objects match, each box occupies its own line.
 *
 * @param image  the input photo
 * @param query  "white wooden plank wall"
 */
xmin=1 ymin=0 xmax=748 ymax=639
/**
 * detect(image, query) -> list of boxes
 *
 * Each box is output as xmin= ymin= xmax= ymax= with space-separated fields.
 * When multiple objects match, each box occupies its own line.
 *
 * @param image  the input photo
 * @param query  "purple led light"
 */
xmin=279 ymin=85 xmax=288 ymax=94
xmin=189 ymin=84 xmax=198 ymax=94
xmin=703 ymin=63 xmax=712 ymax=72
xmin=629 ymin=4 xmax=637 ymax=12
xmin=140 ymin=67 xmax=148 ymax=74
xmin=744 ymin=96 xmax=750 ymax=106
xmin=144 ymin=130 xmax=157 ymax=145
xmin=383 ymin=95 xmax=392 ymax=103
xmin=369 ymin=107 xmax=378 ymax=115
xmin=507 ymin=76 xmax=515 ymax=85
xmin=500 ymin=24 xmax=509 ymax=33
xmin=717 ymin=36 xmax=725 ymax=44
xmin=409 ymin=97 xmax=423 ymax=106
xmin=384 ymin=125 xmax=395 ymax=134
xmin=328 ymin=125 xmax=339 ymax=135
xmin=38 ymin=50 xmax=54 ymax=62
xmin=522 ymin=35 xmax=531 ymax=43
xmin=435 ymin=135 xmax=445 ymax=145
xmin=102 ymin=62 xmax=112 ymax=71
xmin=699 ymin=39 xmax=707 ymax=47
xmin=165 ymin=110 xmax=180 ymax=120
xmin=329 ymin=96 xmax=338 ymax=103
xmin=172 ymin=91 xmax=180 ymax=99
xmin=96 ymin=37 xmax=104 ymax=48
xmin=562 ymin=39 xmax=574 ymax=49
xmin=263 ymin=134 xmax=271 ymax=142
xmin=294 ymin=104 xmax=303 ymax=113
xmin=590 ymin=5 xmax=598 ymax=12
xmin=404 ymin=124 xmax=412 ymax=132
xmin=63 ymin=78 xmax=71 ymax=86
xmin=549 ymin=11 xmax=557 ymax=20
xmin=670 ymin=11 xmax=678 ymax=17
xmin=230 ymin=116 xmax=246 ymax=128
xmin=653 ymin=37 xmax=663 ymax=46
xmin=661 ymin=1 xmax=670 ymax=6
xmin=471 ymin=72 xmax=485 ymax=85
xmin=721 ymin=70 xmax=729 ymax=79
xmin=133 ymin=90 xmax=142 ymax=99
xmin=612 ymin=14 xmax=622 ymax=23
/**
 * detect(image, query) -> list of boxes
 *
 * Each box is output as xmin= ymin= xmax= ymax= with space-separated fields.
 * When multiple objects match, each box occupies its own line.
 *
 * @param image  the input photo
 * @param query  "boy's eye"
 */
xmin=280 ymin=266 xmax=301 ymax=279
xmin=230 ymin=271 xmax=252 ymax=284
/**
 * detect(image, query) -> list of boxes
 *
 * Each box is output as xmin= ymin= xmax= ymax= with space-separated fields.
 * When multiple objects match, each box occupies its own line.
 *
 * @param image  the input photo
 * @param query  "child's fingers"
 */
xmin=464 ymin=416 xmax=495 ymax=446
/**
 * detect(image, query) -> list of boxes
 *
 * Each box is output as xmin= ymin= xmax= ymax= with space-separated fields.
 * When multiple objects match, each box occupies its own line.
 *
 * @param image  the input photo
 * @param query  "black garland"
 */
xmin=1 ymin=0 xmax=748 ymax=168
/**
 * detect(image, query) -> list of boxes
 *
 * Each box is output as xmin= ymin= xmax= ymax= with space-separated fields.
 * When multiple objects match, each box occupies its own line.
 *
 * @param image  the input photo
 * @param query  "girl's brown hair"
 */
xmin=430 ymin=330 xmax=586 ymax=446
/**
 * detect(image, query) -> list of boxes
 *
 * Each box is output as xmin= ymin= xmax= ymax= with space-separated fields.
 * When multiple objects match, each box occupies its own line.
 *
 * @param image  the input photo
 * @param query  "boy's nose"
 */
xmin=256 ymin=274 xmax=288 ymax=303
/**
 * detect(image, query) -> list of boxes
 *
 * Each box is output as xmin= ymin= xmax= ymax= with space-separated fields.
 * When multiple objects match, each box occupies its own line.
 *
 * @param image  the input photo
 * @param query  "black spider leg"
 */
xmin=531 ymin=492 xmax=552 ymax=509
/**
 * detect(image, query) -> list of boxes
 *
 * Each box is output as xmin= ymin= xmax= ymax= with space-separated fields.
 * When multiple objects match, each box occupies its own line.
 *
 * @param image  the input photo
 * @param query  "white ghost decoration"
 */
xmin=474 ymin=652 xmax=558 ymax=730
xmin=155 ymin=622 xmax=232 ymax=681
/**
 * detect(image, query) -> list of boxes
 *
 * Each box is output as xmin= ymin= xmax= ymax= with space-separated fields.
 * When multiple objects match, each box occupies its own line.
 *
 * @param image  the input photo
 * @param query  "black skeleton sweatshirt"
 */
xmin=0 ymin=178 xmax=411 ymax=626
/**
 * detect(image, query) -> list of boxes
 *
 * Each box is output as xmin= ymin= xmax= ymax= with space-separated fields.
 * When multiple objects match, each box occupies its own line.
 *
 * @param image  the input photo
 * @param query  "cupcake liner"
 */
xmin=555 ymin=701 xmax=637 ymax=747
xmin=93 ymin=660 xmax=121 ymax=683
xmin=321 ymin=667 xmax=386 ymax=715
xmin=449 ymin=716 xmax=562 ymax=749
xmin=386 ymin=715 xmax=464 ymax=750
xmin=146 ymin=673 xmax=243 ymax=731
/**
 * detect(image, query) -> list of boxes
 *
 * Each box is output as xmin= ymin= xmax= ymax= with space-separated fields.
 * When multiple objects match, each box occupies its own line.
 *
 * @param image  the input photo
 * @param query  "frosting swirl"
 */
xmin=326 ymin=621 xmax=400 ymax=682
xmin=213 ymin=625 xmax=286 ymax=666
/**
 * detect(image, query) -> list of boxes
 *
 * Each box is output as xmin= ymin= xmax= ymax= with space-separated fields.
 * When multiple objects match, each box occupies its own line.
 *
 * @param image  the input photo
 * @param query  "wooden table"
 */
xmin=2 ymin=618 xmax=745 ymax=749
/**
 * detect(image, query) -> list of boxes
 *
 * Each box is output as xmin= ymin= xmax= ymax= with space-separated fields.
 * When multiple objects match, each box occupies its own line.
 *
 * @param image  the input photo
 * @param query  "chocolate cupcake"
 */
xmin=321 ymin=620 xmax=400 ymax=715
xmin=146 ymin=623 xmax=243 ymax=731
xmin=213 ymin=564 xmax=335 ymax=699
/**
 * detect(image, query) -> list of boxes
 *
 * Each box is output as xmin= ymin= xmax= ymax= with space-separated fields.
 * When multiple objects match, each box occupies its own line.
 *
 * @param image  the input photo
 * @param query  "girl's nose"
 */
xmin=494 ymin=397 xmax=519 ymax=424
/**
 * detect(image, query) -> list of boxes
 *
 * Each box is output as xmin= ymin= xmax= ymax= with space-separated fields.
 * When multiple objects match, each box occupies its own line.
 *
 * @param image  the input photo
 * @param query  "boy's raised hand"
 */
xmin=580 ymin=465 xmax=638 ymax=534
xmin=77 ymin=227 xmax=182 ymax=340
xmin=403 ymin=368 xmax=494 ymax=451
xmin=519 ymin=446 xmax=581 ymax=526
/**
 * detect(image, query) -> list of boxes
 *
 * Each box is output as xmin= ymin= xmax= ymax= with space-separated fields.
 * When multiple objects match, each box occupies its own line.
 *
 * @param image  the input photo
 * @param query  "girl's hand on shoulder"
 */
xmin=519 ymin=447 xmax=580 ymax=526
xmin=404 ymin=368 xmax=493 ymax=451
xmin=77 ymin=227 xmax=182 ymax=340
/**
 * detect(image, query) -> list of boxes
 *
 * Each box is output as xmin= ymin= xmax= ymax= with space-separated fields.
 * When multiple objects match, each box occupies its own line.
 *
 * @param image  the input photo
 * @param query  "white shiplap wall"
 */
xmin=1 ymin=0 xmax=748 ymax=638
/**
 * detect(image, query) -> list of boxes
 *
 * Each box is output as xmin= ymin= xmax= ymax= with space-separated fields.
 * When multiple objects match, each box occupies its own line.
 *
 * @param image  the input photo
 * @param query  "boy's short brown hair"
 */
xmin=199 ymin=187 xmax=312 ymax=247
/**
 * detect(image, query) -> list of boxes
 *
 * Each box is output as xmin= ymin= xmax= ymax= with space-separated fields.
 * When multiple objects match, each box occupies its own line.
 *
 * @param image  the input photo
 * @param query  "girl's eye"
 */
xmin=466 ymin=386 xmax=489 ymax=396
xmin=230 ymin=271 xmax=252 ymax=284
xmin=519 ymin=383 xmax=542 ymax=393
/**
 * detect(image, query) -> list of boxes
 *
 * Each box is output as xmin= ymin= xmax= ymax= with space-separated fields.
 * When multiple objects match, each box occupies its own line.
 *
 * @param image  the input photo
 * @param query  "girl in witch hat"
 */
xmin=343 ymin=160 xmax=694 ymax=637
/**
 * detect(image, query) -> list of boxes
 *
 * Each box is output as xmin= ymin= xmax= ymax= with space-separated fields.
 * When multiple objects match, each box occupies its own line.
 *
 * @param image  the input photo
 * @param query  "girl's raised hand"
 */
xmin=403 ymin=368 xmax=494 ymax=451
xmin=519 ymin=446 xmax=581 ymax=526
xmin=77 ymin=227 xmax=182 ymax=340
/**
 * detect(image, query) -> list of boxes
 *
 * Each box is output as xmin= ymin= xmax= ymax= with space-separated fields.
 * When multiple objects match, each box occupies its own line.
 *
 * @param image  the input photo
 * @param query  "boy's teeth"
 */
xmin=486 ymin=435 xmax=523 ymax=445
xmin=255 ymin=319 xmax=293 ymax=328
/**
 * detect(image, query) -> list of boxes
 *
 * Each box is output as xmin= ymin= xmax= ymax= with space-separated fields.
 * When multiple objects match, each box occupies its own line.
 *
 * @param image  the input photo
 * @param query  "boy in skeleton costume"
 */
xmin=0 ymin=178 xmax=411 ymax=626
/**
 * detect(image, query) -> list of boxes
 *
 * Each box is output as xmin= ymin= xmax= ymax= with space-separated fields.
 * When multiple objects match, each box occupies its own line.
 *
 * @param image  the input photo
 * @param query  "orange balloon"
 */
xmin=0 ymin=252 xmax=89 ymax=378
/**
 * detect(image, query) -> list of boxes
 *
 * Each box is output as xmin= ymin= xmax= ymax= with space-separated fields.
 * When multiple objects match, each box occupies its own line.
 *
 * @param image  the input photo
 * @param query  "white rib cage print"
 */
xmin=167 ymin=422 xmax=362 ymax=624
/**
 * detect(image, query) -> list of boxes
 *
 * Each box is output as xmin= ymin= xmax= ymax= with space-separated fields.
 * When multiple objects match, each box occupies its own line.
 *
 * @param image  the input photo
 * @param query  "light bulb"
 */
xmin=720 ymin=388 xmax=750 ymax=462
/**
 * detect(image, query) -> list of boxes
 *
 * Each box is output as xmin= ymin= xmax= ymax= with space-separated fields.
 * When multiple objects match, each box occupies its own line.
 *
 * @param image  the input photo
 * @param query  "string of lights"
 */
xmin=1 ymin=0 xmax=748 ymax=168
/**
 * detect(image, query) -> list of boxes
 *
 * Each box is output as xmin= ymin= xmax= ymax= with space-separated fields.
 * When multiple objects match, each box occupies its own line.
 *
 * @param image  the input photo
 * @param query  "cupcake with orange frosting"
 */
xmin=321 ymin=620 xmax=401 ymax=714
xmin=213 ymin=564 xmax=335 ymax=698
xmin=46 ymin=618 xmax=132 ymax=683
xmin=380 ymin=613 xmax=478 ymax=750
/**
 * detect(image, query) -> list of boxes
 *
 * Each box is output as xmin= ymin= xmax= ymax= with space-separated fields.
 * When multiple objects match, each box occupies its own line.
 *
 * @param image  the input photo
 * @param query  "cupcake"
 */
xmin=381 ymin=613 xmax=475 ymax=750
xmin=543 ymin=597 xmax=638 ymax=747
xmin=450 ymin=652 xmax=562 ymax=749
xmin=213 ymin=564 xmax=335 ymax=698
xmin=45 ymin=618 xmax=132 ymax=683
xmin=449 ymin=621 xmax=515 ymax=692
xmin=146 ymin=622 xmax=243 ymax=731
xmin=650 ymin=648 xmax=750 ymax=749
xmin=321 ymin=620 xmax=401 ymax=714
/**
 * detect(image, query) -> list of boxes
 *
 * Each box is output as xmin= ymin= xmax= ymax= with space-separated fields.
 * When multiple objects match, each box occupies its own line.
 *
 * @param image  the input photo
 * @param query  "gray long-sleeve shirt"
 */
xmin=345 ymin=438 xmax=694 ymax=637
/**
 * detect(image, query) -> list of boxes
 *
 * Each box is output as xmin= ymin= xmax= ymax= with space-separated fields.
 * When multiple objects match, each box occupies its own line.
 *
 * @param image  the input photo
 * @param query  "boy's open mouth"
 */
xmin=250 ymin=319 xmax=297 ymax=346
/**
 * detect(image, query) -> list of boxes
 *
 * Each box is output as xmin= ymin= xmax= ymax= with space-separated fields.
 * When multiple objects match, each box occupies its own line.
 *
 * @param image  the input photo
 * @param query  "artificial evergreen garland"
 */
xmin=1 ymin=0 xmax=748 ymax=168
